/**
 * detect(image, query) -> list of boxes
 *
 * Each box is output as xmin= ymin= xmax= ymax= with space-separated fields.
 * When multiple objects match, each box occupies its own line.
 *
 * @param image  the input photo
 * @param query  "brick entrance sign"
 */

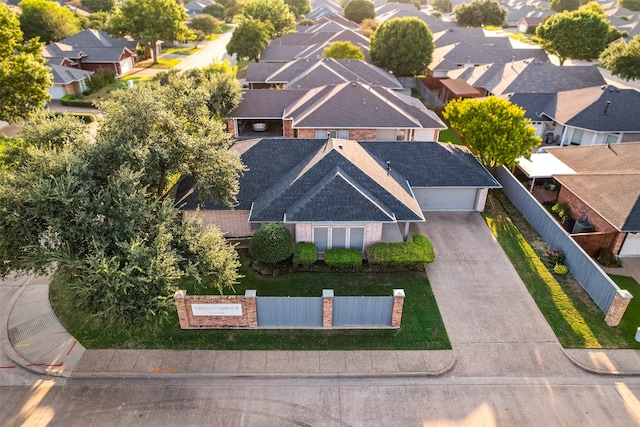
xmin=174 ymin=290 xmax=258 ymax=329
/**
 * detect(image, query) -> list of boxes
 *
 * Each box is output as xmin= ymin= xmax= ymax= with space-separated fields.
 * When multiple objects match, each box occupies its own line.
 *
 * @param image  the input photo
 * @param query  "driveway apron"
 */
xmin=413 ymin=212 xmax=586 ymax=377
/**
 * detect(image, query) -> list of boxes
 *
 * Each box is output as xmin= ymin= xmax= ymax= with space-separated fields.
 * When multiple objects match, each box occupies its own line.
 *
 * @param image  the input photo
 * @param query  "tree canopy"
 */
xmin=600 ymin=36 xmax=640 ymax=80
xmin=536 ymin=9 xmax=609 ymax=65
xmin=453 ymin=0 xmax=506 ymax=27
xmin=109 ymin=0 xmax=193 ymax=64
xmin=344 ymin=0 xmax=376 ymax=24
xmin=550 ymin=0 xmax=580 ymax=12
xmin=0 ymin=79 xmax=245 ymax=325
xmin=618 ymin=0 xmax=640 ymax=11
xmin=370 ymin=17 xmax=434 ymax=76
xmin=432 ymin=0 xmax=452 ymax=13
xmin=323 ymin=41 xmax=365 ymax=60
xmin=242 ymin=0 xmax=296 ymax=37
xmin=0 ymin=3 xmax=51 ymax=123
xmin=80 ymin=0 xmax=116 ymax=13
xmin=443 ymin=97 xmax=541 ymax=169
xmin=226 ymin=18 xmax=273 ymax=61
xmin=18 ymin=0 xmax=81 ymax=43
xmin=284 ymin=0 xmax=311 ymax=17
xmin=190 ymin=14 xmax=221 ymax=35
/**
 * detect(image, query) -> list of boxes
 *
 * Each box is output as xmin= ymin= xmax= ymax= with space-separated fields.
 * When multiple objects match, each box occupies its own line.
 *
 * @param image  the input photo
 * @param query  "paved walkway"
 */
xmin=2 ymin=213 xmax=640 ymax=379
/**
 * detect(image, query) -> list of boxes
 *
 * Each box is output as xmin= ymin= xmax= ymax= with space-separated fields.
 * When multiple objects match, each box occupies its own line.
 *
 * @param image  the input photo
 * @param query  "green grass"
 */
xmin=135 ymin=58 xmax=181 ymax=69
xmin=483 ymin=190 xmax=639 ymax=348
xmin=438 ymin=128 xmax=463 ymax=145
xmin=508 ymin=33 xmax=537 ymax=45
xmin=50 ymin=252 xmax=450 ymax=350
xmin=610 ymin=274 xmax=640 ymax=346
xmin=161 ymin=46 xmax=199 ymax=56
xmin=410 ymin=88 xmax=426 ymax=103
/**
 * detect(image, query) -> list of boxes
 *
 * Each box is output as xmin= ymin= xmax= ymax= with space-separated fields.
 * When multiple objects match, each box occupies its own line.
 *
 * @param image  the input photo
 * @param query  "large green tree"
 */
xmin=18 ymin=0 xmax=81 ymax=43
xmin=550 ymin=0 xmax=580 ymax=12
xmin=0 ymin=82 xmax=245 ymax=324
xmin=109 ymin=0 xmax=193 ymax=64
xmin=284 ymin=0 xmax=311 ymax=17
xmin=370 ymin=17 xmax=434 ymax=76
xmin=0 ymin=3 xmax=51 ymax=123
xmin=618 ymin=0 xmax=640 ymax=11
xmin=80 ymin=0 xmax=116 ymax=13
xmin=190 ymin=14 xmax=221 ymax=35
xmin=226 ymin=18 xmax=273 ymax=61
xmin=343 ymin=0 xmax=375 ymax=24
xmin=453 ymin=0 xmax=506 ymax=27
xmin=323 ymin=41 xmax=365 ymax=60
xmin=536 ymin=9 xmax=609 ymax=65
xmin=242 ymin=0 xmax=295 ymax=37
xmin=443 ymin=97 xmax=541 ymax=168
xmin=600 ymin=35 xmax=640 ymax=80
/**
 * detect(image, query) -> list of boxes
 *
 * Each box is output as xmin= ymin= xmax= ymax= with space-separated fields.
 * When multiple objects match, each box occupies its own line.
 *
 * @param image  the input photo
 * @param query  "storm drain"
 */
xmin=8 ymin=311 xmax=59 ymax=345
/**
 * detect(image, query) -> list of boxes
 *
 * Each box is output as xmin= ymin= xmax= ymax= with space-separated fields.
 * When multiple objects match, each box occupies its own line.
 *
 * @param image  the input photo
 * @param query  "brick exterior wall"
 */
xmin=174 ymin=290 xmax=258 ymax=328
xmin=227 ymin=119 xmax=237 ymax=138
xmin=613 ymin=233 xmax=627 ymax=254
xmin=557 ymin=186 xmax=623 ymax=254
xmin=283 ymin=119 xmax=294 ymax=138
xmin=295 ymin=223 xmax=313 ymax=242
xmin=604 ymin=289 xmax=633 ymax=326
xmin=390 ymin=289 xmax=405 ymax=328
xmin=348 ymin=129 xmax=377 ymax=141
xmin=365 ymin=223 xmax=383 ymax=247
xmin=185 ymin=210 xmax=252 ymax=238
xmin=62 ymin=81 xmax=82 ymax=97
xmin=323 ymin=290 xmax=333 ymax=328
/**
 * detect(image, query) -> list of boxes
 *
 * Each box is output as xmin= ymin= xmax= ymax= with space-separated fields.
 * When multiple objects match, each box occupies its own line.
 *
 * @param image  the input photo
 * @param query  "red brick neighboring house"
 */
xmin=47 ymin=64 xmax=93 ymax=100
xmin=43 ymin=29 xmax=138 ymax=77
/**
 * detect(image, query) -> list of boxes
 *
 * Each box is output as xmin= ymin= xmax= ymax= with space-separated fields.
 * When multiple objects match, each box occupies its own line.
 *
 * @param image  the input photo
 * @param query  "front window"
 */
xmin=570 ymin=129 xmax=583 ymax=145
xmin=313 ymin=226 xmax=365 ymax=251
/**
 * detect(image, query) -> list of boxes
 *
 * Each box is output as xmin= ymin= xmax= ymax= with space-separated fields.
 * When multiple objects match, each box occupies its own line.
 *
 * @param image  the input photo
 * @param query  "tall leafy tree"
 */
xmin=190 ymin=14 xmax=221 ymax=35
xmin=344 ymin=0 xmax=375 ymax=24
xmin=80 ymin=0 xmax=116 ymax=13
xmin=0 ymin=3 xmax=51 ymax=123
xmin=453 ymin=0 xmax=506 ymax=27
xmin=203 ymin=3 xmax=228 ymax=21
xmin=443 ymin=97 xmax=541 ymax=168
xmin=370 ymin=17 xmax=434 ymax=76
xmin=242 ymin=0 xmax=296 ymax=37
xmin=226 ymin=18 xmax=274 ymax=61
xmin=433 ymin=0 xmax=452 ymax=13
xmin=18 ymin=0 xmax=81 ymax=43
xmin=618 ymin=0 xmax=640 ymax=10
xmin=217 ymin=0 xmax=244 ymax=21
xmin=78 ymin=11 xmax=110 ymax=30
xmin=0 ymin=82 xmax=245 ymax=324
xmin=109 ymin=0 xmax=193 ymax=64
xmin=284 ymin=0 xmax=311 ymax=17
xmin=536 ymin=9 xmax=609 ymax=65
xmin=323 ymin=41 xmax=365 ymax=60
xmin=600 ymin=35 xmax=640 ymax=81
xmin=550 ymin=0 xmax=580 ymax=12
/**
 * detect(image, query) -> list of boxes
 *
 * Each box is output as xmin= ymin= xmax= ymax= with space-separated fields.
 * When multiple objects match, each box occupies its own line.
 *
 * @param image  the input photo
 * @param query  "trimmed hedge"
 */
xmin=60 ymin=95 xmax=95 ymax=108
xmin=52 ymin=112 xmax=97 ymax=123
xmin=292 ymin=242 xmax=317 ymax=267
xmin=249 ymin=223 xmax=294 ymax=264
xmin=324 ymin=248 xmax=362 ymax=271
xmin=367 ymin=234 xmax=435 ymax=269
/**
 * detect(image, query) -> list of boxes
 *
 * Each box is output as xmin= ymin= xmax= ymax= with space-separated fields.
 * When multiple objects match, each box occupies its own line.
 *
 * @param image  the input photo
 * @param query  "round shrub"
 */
xmin=553 ymin=264 xmax=569 ymax=275
xmin=249 ymin=223 xmax=294 ymax=263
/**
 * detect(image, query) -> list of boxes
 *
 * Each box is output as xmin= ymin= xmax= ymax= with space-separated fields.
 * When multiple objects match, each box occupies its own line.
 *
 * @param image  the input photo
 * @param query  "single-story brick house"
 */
xmin=47 ymin=64 xmax=93 ymax=100
xmin=176 ymin=138 xmax=501 ymax=251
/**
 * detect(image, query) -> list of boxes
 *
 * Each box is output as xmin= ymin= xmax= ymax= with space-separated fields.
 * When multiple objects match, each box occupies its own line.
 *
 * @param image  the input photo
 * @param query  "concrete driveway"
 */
xmin=412 ymin=212 xmax=586 ymax=377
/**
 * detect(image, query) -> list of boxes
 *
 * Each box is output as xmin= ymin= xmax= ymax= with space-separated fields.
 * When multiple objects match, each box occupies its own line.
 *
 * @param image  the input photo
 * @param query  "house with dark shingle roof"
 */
xmin=227 ymin=81 xmax=446 ymax=141
xmin=42 ymin=29 xmax=138 ymax=76
xmin=176 ymin=138 xmax=500 ymax=248
xmin=47 ymin=64 xmax=93 ymax=100
xmin=516 ymin=143 xmax=640 ymax=257
xmin=505 ymin=85 xmax=640 ymax=146
xmin=245 ymin=58 xmax=402 ymax=90
xmin=260 ymin=30 xmax=370 ymax=62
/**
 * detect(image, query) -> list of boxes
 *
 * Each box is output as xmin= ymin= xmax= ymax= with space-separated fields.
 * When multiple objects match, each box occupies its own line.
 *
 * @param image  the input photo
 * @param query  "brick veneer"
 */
xmin=174 ymin=290 xmax=258 ymax=328
xmin=283 ymin=119 xmax=294 ymax=138
xmin=227 ymin=119 xmax=236 ymax=138
xmin=391 ymin=289 xmax=405 ymax=328
xmin=604 ymin=289 xmax=633 ymax=326
xmin=323 ymin=289 xmax=333 ymax=328
xmin=572 ymin=232 xmax=619 ymax=257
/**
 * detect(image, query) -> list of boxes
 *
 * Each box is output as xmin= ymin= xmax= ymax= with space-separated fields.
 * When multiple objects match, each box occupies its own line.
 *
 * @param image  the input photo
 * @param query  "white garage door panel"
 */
xmin=414 ymin=188 xmax=478 ymax=211
xmin=120 ymin=58 xmax=133 ymax=74
xmin=48 ymin=85 xmax=66 ymax=100
xmin=620 ymin=233 xmax=640 ymax=257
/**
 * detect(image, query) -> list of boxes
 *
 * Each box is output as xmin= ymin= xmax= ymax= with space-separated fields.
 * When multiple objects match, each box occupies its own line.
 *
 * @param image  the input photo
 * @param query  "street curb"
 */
xmin=560 ymin=347 xmax=640 ymax=376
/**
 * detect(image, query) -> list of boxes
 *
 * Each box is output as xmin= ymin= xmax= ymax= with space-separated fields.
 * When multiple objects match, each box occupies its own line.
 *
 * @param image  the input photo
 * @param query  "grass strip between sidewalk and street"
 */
xmin=482 ymin=189 xmax=640 ymax=349
xmin=50 ymin=255 xmax=451 ymax=351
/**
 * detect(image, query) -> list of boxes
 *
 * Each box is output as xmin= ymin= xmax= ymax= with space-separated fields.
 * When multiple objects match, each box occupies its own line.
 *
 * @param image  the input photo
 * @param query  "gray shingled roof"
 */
xmin=176 ymin=138 xmax=498 ymax=223
xmin=48 ymin=64 xmax=93 ymax=84
xmin=42 ymin=29 xmax=137 ymax=64
xmin=228 ymin=90 xmax=301 ymax=118
xmin=505 ymin=92 xmax=556 ymax=121
xmin=260 ymin=30 xmax=370 ymax=62
xmin=431 ymin=42 xmax=548 ymax=72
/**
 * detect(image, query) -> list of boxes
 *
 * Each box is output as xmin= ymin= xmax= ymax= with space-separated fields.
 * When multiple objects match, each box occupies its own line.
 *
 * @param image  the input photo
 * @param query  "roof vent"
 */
xmin=338 ymin=144 xmax=343 ymax=149
xmin=604 ymin=100 xmax=611 ymax=115
xmin=386 ymin=161 xmax=391 ymax=171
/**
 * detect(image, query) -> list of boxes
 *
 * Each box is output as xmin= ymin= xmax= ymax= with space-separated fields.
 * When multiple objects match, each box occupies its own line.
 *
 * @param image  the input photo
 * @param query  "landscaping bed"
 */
xmin=483 ymin=189 xmax=640 ymax=349
xmin=50 ymin=250 xmax=450 ymax=351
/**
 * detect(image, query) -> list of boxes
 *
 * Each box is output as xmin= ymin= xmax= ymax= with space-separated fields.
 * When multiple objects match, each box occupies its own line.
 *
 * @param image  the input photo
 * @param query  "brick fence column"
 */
xmin=605 ymin=289 xmax=633 ymax=326
xmin=245 ymin=290 xmax=258 ymax=327
xmin=174 ymin=290 xmax=190 ymax=329
xmin=323 ymin=289 xmax=334 ymax=328
xmin=391 ymin=289 xmax=405 ymax=328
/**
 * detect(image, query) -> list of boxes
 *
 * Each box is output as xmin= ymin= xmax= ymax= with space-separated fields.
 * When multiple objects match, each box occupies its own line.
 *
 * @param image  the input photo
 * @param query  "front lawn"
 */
xmin=483 ymin=189 xmax=640 ymax=348
xmin=438 ymin=128 xmax=463 ymax=145
xmin=135 ymin=58 xmax=181 ymax=69
xmin=161 ymin=46 xmax=199 ymax=56
xmin=50 ymin=252 xmax=450 ymax=351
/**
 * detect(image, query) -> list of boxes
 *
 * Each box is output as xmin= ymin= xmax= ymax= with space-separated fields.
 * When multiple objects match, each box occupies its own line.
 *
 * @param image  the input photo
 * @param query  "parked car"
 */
xmin=252 ymin=122 xmax=268 ymax=132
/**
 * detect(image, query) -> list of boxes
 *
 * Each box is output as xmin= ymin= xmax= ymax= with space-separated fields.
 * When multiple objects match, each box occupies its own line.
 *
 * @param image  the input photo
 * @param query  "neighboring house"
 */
xmin=47 ymin=64 xmax=93 ymax=100
xmin=307 ymin=0 xmax=343 ymax=19
xmin=176 ymin=138 xmax=500 ymax=248
xmin=375 ymin=7 xmax=458 ymax=33
xmin=516 ymin=143 xmax=640 ymax=257
xmin=260 ymin=30 xmax=370 ymax=62
xmin=504 ymin=5 xmax=553 ymax=28
xmin=300 ymin=15 xmax=361 ymax=32
xmin=505 ymin=85 xmax=640 ymax=146
xmin=184 ymin=0 xmax=214 ymax=17
xmin=245 ymin=58 xmax=402 ymax=90
xmin=517 ymin=16 xmax=546 ymax=33
xmin=42 ymin=29 xmax=138 ymax=76
xmin=227 ymin=81 xmax=446 ymax=140
xmin=447 ymin=59 xmax=606 ymax=96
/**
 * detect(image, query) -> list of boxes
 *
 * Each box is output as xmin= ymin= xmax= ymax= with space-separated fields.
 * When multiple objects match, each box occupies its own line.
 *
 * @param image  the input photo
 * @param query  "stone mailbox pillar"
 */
xmin=323 ymin=289 xmax=334 ymax=328
xmin=391 ymin=289 xmax=405 ymax=328
xmin=174 ymin=290 xmax=189 ymax=329
xmin=605 ymin=289 xmax=633 ymax=327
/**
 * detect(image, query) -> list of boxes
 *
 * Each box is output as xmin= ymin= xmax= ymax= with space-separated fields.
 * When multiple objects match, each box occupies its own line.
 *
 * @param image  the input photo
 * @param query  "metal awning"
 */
xmin=516 ymin=152 xmax=576 ymax=179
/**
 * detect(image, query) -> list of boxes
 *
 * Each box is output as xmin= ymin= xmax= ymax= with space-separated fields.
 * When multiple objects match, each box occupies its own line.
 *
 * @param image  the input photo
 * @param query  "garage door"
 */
xmin=48 ymin=85 xmax=66 ymax=100
xmin=120 ymin=58 xmax=133 ymax=75
xmin=413 ymin=187 xmax=478 ymax=211
xmin=620 ymin=233 xmax=640 ymax=257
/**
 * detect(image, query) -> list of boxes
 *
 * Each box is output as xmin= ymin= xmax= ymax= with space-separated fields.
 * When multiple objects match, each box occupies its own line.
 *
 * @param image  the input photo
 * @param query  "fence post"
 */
xmin=391 ymin=289 xmax=405 ymax=328
xmin=323 ymin=289 xmax=334 ymax=328
xmin=604 ymin=289 xmax=633 ymax=326
xmin=174 ymin=290 xmax=190 ymax=329
xmin=245 ymin=290 xmax=258 ymax=327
